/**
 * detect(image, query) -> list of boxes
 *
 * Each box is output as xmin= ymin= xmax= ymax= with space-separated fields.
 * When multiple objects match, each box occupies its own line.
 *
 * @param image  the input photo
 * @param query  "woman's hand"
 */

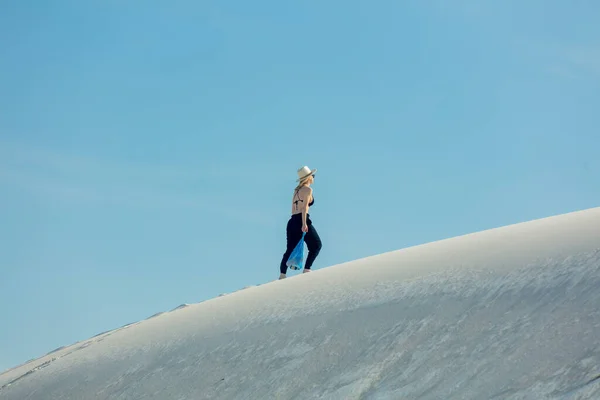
xmin=302 ymin=224 xmax=308 ymax=233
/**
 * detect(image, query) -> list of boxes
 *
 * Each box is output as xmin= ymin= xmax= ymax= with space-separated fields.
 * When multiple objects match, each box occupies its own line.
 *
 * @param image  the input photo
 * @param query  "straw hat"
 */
xmin=296 ymin=165 xmax=317 ymax=182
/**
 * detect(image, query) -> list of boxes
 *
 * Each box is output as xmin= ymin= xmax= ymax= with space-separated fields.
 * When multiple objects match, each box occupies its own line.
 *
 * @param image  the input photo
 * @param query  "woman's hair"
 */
xmin=294 ymin=175 xmax=312 ymax=191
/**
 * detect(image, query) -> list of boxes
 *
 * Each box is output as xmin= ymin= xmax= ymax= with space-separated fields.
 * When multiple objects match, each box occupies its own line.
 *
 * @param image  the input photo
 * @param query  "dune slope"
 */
xmin=1 ymin=207 xmax=600 ymax=399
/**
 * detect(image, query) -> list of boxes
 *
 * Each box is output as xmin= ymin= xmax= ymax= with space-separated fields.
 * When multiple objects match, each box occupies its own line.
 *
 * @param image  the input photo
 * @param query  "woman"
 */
xmin=279 ymin=166 xmax=322 ymax=279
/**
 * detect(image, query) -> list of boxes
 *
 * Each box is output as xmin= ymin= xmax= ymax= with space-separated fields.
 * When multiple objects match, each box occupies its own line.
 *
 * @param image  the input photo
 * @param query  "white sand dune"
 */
xmin=2 ymin=207 xmax=600 ymax=399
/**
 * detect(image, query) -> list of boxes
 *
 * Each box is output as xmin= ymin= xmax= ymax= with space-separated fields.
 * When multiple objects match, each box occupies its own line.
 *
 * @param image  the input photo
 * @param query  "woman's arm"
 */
xmin=301 ymin=187 xmax=312 ymax=232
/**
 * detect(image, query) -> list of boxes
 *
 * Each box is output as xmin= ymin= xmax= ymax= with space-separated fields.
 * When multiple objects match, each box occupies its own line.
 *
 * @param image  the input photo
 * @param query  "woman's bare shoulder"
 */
xmin=298 ymin=186 xmax=313 ymax=196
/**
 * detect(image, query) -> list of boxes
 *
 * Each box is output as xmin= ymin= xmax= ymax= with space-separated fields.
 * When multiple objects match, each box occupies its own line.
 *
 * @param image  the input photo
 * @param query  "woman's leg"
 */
xmin=303 ymin=224 xmax=322 ymax=270
xmin=280 ymin=218 xmax=303 ymax=274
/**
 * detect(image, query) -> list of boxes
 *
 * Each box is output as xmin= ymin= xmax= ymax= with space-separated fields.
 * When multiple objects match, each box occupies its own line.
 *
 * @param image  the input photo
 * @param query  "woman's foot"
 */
xmin=303 ymin=269 xmax=311 ymax=273
xmin=279 ymin=273 xmax=286 ymax=280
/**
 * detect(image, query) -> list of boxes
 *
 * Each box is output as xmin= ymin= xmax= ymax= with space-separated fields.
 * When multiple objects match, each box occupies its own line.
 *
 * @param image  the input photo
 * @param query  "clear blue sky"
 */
xmin=1 ymin=0 xmax=599 ymax=372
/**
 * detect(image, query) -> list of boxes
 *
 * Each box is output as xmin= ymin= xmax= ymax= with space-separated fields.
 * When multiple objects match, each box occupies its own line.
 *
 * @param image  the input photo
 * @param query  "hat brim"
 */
xmin=296 ymin=168 xmax=317 ymax=182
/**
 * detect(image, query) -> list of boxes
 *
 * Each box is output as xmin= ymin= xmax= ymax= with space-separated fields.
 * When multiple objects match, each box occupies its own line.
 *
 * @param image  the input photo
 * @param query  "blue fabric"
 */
xmin=286 ymin=232 xmax=306 ymax=270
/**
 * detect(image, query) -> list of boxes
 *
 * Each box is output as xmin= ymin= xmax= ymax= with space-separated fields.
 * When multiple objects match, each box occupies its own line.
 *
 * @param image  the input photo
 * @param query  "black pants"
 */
xmin=280 ymin=213 xmax=322 ymax=274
